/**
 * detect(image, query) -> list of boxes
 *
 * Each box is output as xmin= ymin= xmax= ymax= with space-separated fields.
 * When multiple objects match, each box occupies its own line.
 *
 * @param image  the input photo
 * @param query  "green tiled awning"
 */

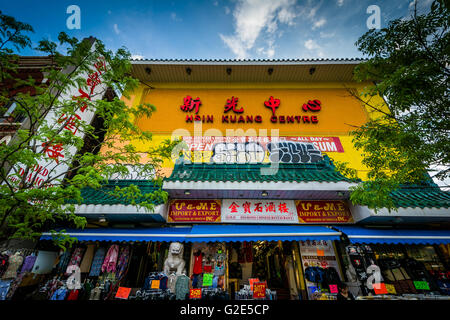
xmin=390 ymin=184 xmax=450 ymax=209
xmin=68 ymin=180 xmax=166 ymax=206
xmin=165 ymin=155 xmax=358 ymax=183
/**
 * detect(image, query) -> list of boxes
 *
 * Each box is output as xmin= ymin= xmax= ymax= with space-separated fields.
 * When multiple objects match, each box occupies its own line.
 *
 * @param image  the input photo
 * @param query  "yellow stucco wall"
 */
xmin=103 ymin=81 xmax=388 ymax=180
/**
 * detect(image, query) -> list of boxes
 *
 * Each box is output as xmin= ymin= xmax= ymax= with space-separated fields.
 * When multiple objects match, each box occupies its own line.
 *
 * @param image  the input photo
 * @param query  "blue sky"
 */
xmin=2 ymin=0 xmax=432 ymax=59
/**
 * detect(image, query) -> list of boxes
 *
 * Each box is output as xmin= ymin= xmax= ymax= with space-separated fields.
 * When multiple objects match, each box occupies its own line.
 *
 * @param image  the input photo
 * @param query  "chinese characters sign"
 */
xmin=221 ymin=199 xmax=298 ymax=224
xmin=5 ymin=43 xmax=108 ymax=189
xmin=296 ymin=200 xmax=353 ymax=223
xmin=182 ymin=95 xmax=321 ymax=124
xmin=168 ymin=200 xmax=221 ymax=223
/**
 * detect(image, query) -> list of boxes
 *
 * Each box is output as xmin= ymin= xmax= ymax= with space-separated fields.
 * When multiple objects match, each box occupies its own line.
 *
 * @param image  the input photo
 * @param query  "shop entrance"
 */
xmin=225 ymin=241 xmax=300 ymax=300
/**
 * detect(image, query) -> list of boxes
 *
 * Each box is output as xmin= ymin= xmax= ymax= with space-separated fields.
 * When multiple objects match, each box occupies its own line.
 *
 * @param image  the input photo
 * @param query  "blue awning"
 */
xmin=40 ymin=225 xmax=341 ymax=242
xmin=336 ymin=226 xmax=450 ymax=244
xmin=40 ymin=227 xmax=192 ymax=242
xmin=186 ymin=225 xmax=341 ymax=242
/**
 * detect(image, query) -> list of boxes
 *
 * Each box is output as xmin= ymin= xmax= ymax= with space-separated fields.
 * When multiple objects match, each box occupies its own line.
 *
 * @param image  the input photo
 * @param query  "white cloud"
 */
xmin=131 ymin=54 xmax=144 ymax=60
xmin=337 ymin=0 xmax=344 ymax=6
xmin=307 ymin=6 xmax=317 ymax=19
xmin=219 ymin=34 xmax=248 ymax=58
xmin=304 ymin=39 xmax=325 ymax=58
xmin=219 ymin=0 xmax=297 ymax=59
xmin=304 ymin=39 xmax=320 ymax=50
xmin=278 ymin=7 xmax=296 ymax=26
xmin=113 ymin=24 xmax=120 ymax=34
xmin=224 ymin=6 xmax=231 ymax=14
xmin=213 ymin=0 xmax=219 ymax=6
xmin=312 ymin=18 xmax=326 ymax=30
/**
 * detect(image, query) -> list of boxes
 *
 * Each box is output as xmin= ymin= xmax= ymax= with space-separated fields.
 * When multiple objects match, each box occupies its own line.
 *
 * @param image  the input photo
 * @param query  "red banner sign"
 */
xmin=296 ymin=200 xmax=353 ymax=223
xmin=168 ymin=200 xmax=221 ymax=223
xmin=182 ymin=136 xmax=344 ymax=153
xmin=253 ymin=282 xmax=267 ymax=299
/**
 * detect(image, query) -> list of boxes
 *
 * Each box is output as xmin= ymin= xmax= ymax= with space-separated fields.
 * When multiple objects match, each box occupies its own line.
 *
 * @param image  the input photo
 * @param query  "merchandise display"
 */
xmin=340 ymin=243 xmax=450 ymax=299
xmin=0 ymin=239 xmax=448 ymax=301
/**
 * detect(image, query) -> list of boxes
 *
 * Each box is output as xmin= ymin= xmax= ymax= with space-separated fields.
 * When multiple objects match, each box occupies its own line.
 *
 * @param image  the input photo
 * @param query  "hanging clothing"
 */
xmin=244 ymin=242 xmax=253 ymax=263
xmin=5 ymin=272 xmax=25 ymax=300
xmin=285 ymin=256 xmax=299 ymax=299
xmin=101 ymin=245 xmax=119 ymax=273
xmin=168 ymin=273 xmax=177 ymax=293
xmin=79 ymin=244 xmax=95 ymax=273
xmin=193 ymin=253 xmax=203 ymax=274
xmin=55 ymin=250 xmax=71 ymax=274
xmin=46 ymin=278 xmax=60 ymax=299
xmin=65 ymin=248 xmax=85 ymax=275
xmin=89 ymin=286 xmax=102 ymax=300
xmin=50 ymin=287 xmax=68 ymax=300
xmin=2 ymin=253 xmax=23 ymax=279
xmin=175 ymin=274 xmax=190 ymax=300
xmin=20 ymin=255 xmax=37 ymax=273
xmin=0 ymin=280 xmax=12 ymax=300
xmin=89 ymin=247 xmax=106 ymax=277
xmin=238 ymin=244 xmax=245 ymax=263
xmin=229 ymin=262 xmax=243 ymax=279
xmin=115 ymin=246 xmax=130 ymax=279
xmin=0 ymin=254 xmax=9 ymax=278
xmin=66 ymin=289 xmax=79 ymax=300
xmin=80 ymin=281 xmax=93 ymax=300
xmin=159 ymin=275 xmax=168 ymax=290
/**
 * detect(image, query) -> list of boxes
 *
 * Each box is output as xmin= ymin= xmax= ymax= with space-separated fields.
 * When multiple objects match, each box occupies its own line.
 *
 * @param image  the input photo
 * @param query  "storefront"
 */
xmin=1 ymin=59 xmax=449 ymax=301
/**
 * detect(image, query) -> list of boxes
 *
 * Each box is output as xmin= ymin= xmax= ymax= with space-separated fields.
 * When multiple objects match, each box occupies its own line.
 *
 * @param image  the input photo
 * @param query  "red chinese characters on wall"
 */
xmin=224 ymin=96 xmax=244 ymax=113
xmin=180 ymin=95 xmax=202 ymax=114
xmin=180 ymin=95 xmax=322 ymax=124
xmin=264 ymin=96 xmax=280 ymax=116
xmin=302 ymin=100 xmax=321 ymax=112
xmin=41 ymin=142 xmax=65 ymax=164
xmin=42 ymin=57 xmax=107 ymax=164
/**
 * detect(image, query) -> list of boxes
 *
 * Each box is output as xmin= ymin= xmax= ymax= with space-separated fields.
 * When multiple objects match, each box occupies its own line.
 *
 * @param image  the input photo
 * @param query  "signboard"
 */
xmin=168 ymin=200 xmax=221 ymax=223
xmin=329 ymin=285 xmax=338 ymax=294
xmin=189 ymin=289 xmax=202 ymax=299
xmin=373 ymin=283 xmax=388 ymax=295
xmin=203 ymin=273 xmax=213 ymax=287
xmin=115 ymin=287 xmax=131 ymax=300
xmin=414 ymin=281 xmax=430 ymax=290
xmin=249 ymin=278 xmax=260 ymax=291
xmin=181 ymin=136 xmax=345 ymax=164
xmin=221 ymin=199 xmax=298 ymax=224
xmin=5 ymin=43 xmax=108 ymax=189
xmin=296 ymin=200 xmax=353 ymax=224
xmin=253 ymin=282 xmax=266 ymax=299
xmin=151 ymin=280 xmax=160 ymax=289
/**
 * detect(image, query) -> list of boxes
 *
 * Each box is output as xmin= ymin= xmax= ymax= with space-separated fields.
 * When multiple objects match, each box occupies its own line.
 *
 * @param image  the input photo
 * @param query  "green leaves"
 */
xmin=347 ymin=0 xmax=449 ymax=209
xmin=0 ymin=14 xmax=174 ymax=249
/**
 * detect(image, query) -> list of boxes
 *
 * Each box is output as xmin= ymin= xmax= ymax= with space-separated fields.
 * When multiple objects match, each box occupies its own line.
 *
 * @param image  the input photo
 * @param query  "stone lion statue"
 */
xmin=164 ymin=242 xmax=186 ymax=275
